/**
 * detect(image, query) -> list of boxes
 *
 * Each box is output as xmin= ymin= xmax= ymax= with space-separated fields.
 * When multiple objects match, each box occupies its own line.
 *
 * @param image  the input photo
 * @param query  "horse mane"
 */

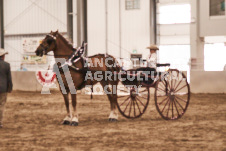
xmin=88 ymin=53 xmax=106 ymax=58
xmin=57 ymin=33 xmax=74 ymax=50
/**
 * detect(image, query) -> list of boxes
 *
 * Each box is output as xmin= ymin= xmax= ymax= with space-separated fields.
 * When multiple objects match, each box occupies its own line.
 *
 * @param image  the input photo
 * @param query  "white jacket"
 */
xmin=146 ymin=53 xmax=157 ymax=69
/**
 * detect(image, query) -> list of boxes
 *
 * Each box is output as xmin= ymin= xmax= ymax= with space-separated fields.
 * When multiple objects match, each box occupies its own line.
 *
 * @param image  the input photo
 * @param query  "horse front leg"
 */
xmin=71 ymin=94 xmax=79 ymax=126
xmin=62 ymin=93 xmax=71 ymax=125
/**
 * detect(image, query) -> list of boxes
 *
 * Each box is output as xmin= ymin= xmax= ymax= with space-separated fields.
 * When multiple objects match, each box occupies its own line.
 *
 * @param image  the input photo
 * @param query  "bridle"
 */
xmin=39 ymin=34 xmax=57 ymax=55
xmin=39 ymin=33 xmax=87 ymax=71
xmin=40 ymin=33 xmax=77 ymax=57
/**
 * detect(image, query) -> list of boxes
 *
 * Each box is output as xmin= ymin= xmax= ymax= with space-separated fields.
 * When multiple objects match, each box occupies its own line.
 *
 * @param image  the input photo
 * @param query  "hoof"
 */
xmin=62 ymin=120 xmax=71 ymax=125
xmin=108 ymin=118 xmax=118 ymax=122
xmin=71 ymin=121 xmax=79 ymax=126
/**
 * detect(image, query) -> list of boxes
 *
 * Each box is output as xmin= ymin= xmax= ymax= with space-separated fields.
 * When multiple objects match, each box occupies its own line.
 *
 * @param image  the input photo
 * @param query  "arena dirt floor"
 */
xmin=0 ymin=91 xmax=225 ymax=151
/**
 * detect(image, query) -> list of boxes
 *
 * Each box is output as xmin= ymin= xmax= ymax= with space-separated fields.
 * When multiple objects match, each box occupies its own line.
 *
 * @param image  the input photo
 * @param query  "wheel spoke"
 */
xmin=157 ymin=87 xmax=166 ymax=93
xmin=156 ymin=94 xmax=167 ymax=97
xmin=139 ymin=91 xmax=149 ymax=96
xmin=136 ymin=97 xmax=145 ymax=107
xmin=165 ymin=80 xmax=171 ymax=90
xmin=158 ymin=96 xmax=169 ymax=105
xmin=118 ymin=95 xmax=129 ymax=98
xmin=118 ymin=89 xmax=129 ymax=93
xmin=119 ymin=96 xmax=130 ymax=106
xmin=174 ymin=100 xmax=180 ymax=117
xmin=174 ymin=80 xmax=183 ymax=91
xmin=123 ymin=98 xmax=131 ymax=112
xmin=175 ymin=96 xmax=187 ymax=103
xmin=162 ymin=79 xmax=170 ymax=91
xmin=157 ymin=94 xmax=167 ymax=97
xmin=173 ymin=72 xmax=179 ymax=89
xmin=133 ymin=100 xmax=136 ymax=117
xmin=171 ymin=75 xmax=173 ymax=90
xmin=159 ymin=82 xmax=166 ymax=90
xmin=166 ymin=100 xmax=171 ymax=118
xmin=167 ymin=73 xmax=172 ymax=90
xmin=161 ymin=80 xmax=167 ymax=87
xmin=174 ymin=84 xmax=187 ymax=93
xmin=139 ymin=89 xmax=148 ymax=93
xmin=129 ymin=99 xmax=132 ymax=116
xmin=161 ymin=98 xmax=169 ymax=113
xmin=137 ymin=95 xmax=148 ymax=100
xmin=174 ymin=92 xmax=188 ymax=96
xmin=174 ymin=98 xmax=185 ymax=111
xmin=171 ymin=99 xmax=174 ymax=119
xmin=135 ymin=98 xmax=142 ymax=114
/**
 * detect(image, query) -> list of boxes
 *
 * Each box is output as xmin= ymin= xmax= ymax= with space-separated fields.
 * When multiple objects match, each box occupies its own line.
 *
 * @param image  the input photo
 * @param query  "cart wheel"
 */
xmin=155 ymin=69 xmax=190 ymax=120
xmin=117 ymin=85 xmax=150 ymax=119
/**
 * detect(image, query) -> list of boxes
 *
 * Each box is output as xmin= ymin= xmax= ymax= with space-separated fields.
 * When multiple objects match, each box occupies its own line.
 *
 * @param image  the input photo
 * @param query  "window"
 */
xmin=125 ymin=0 xmax=140 ymax=10
xmin=158 ymin=45 xmax=190 ymax=71
xmin=210 ymin=0 xmax=225 ymax=16
xmin=204 ymin=43 xmax=226 ymax=71
xmin=158 ymin=4 xmax=191 ymax=24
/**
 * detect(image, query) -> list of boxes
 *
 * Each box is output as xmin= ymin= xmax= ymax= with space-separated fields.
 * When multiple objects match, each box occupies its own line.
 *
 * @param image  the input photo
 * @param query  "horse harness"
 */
xmin=57 ymin=43 xmax=91 ymax=90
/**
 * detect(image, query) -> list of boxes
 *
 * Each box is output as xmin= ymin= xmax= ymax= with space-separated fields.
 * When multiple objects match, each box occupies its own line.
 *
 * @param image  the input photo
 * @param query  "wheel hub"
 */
xmin=130 ymin=89 xmax=137 ymax=99
xmin=169 ymin=90 xmax=175 ymax=100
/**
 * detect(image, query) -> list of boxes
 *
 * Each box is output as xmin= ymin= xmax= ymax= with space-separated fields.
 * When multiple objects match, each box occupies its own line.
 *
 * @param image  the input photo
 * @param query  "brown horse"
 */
xmin=35 ymin=31 xmax=120 ymax=126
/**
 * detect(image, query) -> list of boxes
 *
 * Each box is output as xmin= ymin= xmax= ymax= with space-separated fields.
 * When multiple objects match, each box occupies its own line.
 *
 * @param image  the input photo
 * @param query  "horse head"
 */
xmin=35 ymin=31 xmax=58 ymax=57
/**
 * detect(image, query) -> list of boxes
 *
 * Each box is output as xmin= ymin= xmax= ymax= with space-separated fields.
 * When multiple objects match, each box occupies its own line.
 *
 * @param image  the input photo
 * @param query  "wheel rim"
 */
xmin=117 ymin=86 xmax=150 ymax=119
xmin=155 ymin=69 xmax=190 ymax=120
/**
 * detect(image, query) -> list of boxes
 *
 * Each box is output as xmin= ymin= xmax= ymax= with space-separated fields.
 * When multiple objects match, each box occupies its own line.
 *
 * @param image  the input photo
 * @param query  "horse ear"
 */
xmin=50 ymin=30 xmax=53 ymax=34
xmin=56 ymin=30 xmax=58 ymax=33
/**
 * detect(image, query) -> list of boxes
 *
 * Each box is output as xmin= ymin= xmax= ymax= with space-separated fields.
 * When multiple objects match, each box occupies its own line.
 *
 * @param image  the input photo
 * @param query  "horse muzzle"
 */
xmin=35 ymin=49 xmax=44 ymax=57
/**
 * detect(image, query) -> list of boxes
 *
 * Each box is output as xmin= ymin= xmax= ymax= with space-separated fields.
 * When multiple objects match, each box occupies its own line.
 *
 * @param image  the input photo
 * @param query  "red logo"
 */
xmin=36 ymin=70 xmax=56 ymax=87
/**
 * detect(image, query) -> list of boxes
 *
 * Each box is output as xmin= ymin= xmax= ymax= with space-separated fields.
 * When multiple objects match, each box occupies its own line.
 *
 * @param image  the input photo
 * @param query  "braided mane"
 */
xmin=57 ymin=33 xmax=74 ymax=49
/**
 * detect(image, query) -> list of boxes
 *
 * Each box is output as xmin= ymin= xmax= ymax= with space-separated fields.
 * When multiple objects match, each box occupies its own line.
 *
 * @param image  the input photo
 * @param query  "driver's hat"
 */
xmin=146 ymin=44 xmax=159 ymax=50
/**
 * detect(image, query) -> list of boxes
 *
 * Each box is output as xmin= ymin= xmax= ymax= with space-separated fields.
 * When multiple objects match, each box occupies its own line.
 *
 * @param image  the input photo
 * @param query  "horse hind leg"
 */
xmin=100 ymin=81 xmax=118 ymax=122
xmin=109 ymin=89 xmax=118 ymax=122
xmin=62 ymin=92 xmax=71 ymax=125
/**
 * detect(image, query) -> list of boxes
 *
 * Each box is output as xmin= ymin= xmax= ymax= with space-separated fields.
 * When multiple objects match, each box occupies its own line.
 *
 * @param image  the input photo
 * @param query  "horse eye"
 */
xmin=47 ymin=39 xmax=53 ymax=45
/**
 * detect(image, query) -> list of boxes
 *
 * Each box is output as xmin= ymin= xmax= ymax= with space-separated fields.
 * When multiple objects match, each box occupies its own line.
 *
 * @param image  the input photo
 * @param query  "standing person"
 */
xmin=17 ymin=63 xmax=27 ymax=71
xmin=146 ymin=44 xmax=159 ymax=69
xmin=0 ymin=48 xmax=13 ymax=128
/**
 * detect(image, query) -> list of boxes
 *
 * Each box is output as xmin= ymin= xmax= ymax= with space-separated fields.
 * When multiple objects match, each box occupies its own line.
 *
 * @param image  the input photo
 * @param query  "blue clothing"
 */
xmin=17 ymin=67 xmax=27 ymax=71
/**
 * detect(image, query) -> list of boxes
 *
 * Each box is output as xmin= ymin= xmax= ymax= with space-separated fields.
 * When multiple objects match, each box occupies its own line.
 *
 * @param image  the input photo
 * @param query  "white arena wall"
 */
xmin=190 ymin=71 xmax=226 ymax=93
xmin=12 ymin=71 xmax=43 ymax=92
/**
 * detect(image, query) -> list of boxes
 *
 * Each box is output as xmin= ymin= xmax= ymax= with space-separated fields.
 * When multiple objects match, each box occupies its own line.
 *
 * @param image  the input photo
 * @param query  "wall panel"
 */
xmin=200 ymin=0 xmax=226 ymax=36
xmin=159 ymin=24 xmax=190 ymax=36
xmin=87 ymin=0 xmax=150 ymax=59
xmin=4 ymin=35 xmax=55 ymax=71
xmin=4 ymin=0 xmax=67 ymax=35
xmin=87 ymin=0 xmax=106 ymax=56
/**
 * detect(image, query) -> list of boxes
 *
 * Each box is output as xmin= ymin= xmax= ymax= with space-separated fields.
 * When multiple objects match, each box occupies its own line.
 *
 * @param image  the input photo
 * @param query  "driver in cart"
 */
xmin=146 ymin=44 xmax=159 ymax=70
xmin=137 ymin=44 xmax=159 ymax=73
xmin=136 ymin=44 xmax=159 ymax=84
